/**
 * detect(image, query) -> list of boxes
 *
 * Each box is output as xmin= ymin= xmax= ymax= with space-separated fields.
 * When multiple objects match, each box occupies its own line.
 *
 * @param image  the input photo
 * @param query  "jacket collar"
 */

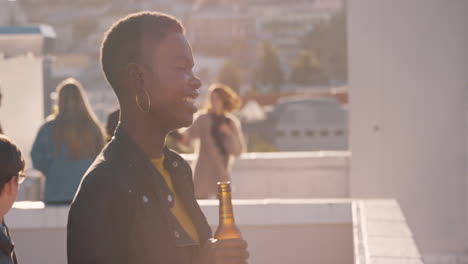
xmin=0 ymin=222 xmax=14 ymax=258
xmin=111 ymin=125 xmax=212 ymax=244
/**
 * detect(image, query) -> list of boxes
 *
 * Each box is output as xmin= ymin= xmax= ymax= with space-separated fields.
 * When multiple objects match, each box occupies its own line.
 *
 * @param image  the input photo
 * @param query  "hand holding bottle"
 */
xmin=201 ymin=181 xmax=249 ymax=264
xmin=197 ymin=238 xmax=249 ymax=264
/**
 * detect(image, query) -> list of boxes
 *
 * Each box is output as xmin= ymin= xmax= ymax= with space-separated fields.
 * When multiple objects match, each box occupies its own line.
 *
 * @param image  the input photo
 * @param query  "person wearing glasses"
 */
xmin=0 ymin=135 xmax=25 ymax=264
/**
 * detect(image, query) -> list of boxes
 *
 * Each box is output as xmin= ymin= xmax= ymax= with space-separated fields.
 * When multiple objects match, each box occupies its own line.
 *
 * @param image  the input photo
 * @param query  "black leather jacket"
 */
xmin=67 ymin=127 xmax=212 ymax=264
xmin=0 ymin=222 xmax=17 ymax=264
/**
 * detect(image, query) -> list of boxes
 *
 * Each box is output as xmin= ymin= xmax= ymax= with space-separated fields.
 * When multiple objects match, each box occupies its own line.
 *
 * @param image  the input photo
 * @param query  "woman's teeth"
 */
xmin=183 ymin=97 xmax=195 ymax=103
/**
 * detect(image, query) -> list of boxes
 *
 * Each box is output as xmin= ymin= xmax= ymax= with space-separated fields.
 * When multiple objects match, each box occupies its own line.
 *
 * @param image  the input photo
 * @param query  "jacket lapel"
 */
xmin=114 ymin=127 xmax=213 ymax=245
xmin=164 ymin=149 xmax=213 ymax=244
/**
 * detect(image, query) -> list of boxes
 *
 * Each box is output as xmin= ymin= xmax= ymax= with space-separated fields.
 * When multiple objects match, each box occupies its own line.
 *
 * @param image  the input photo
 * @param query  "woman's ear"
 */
xmin=3 ymin=176 xmax=17 ymax=196
xmin=125 ymin=63 xmax=145 ymax=89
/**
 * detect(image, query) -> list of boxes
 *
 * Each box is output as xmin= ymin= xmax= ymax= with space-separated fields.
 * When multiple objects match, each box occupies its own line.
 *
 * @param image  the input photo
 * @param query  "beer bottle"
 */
xmin=214 ymin=181 xmax=242 ymax=240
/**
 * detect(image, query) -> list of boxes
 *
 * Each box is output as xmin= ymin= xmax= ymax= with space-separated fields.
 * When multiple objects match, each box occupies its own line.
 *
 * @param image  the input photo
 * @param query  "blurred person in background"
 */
xmin=67 ymin=12 xmax=248 ymax=264
xmin=178 ymin=83 xmax=245 ymax=199
xmin=31 ymin=78 xmax=105 ymax=205
xmin=0 ymin=135 xmax=26 ymax=264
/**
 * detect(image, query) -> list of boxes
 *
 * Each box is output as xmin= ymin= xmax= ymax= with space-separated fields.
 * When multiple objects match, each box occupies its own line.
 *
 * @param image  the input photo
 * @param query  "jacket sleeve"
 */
xmin=67 ymin=169 xmax=132 ymax=264
xmin=30 ymin=123 xmax=54 ymax=175
xmin=223 ymin=117 xmax=245 ymax=157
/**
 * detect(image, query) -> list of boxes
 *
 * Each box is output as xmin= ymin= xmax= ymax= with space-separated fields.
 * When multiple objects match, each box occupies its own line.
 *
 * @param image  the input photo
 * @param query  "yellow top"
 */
xmin=152 ymin=156 xmax=199 ymax=244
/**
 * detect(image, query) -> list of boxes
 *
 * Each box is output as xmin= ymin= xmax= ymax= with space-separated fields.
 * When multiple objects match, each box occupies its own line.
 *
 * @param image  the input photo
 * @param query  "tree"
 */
xmin=302 ymin=11 xmax=347 ymax=84
xmin=217 ymin=61 xmax=242 ymax=93
xmin=289 ymin=50 xmax=326 ymax=85
xmin=254 ymin=40 xmax=284 ymax=92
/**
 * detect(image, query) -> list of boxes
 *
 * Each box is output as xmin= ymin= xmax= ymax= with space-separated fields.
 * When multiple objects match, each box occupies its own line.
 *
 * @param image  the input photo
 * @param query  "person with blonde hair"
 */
xmin=179 ymin=83 xmax=245 ymax=199
xmin=31 ymin=78 xmax=105 ymax=205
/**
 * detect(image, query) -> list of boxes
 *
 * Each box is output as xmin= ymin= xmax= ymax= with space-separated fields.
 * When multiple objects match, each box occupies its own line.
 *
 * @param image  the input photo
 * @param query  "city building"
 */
xmin=186 ymin=5 xmax=256 ymax=66
xmin=247 ymin=0 xmax=343 ymax=64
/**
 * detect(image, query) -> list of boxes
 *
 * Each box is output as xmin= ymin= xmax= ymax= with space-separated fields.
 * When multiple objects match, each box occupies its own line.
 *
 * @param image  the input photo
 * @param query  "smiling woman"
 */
xmin=67 ymin=11 xmax=249 ymax=264
xmin=147 ymin=31 xmax=202 ymax=129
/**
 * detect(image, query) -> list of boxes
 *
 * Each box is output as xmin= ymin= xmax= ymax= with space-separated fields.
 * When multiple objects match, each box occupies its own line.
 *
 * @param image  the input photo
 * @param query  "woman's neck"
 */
xmin=120 ymin=114 xmax=166 ymax=160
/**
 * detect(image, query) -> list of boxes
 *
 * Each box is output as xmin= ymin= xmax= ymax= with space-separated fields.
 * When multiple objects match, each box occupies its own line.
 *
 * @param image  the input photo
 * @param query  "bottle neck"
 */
xmin=218 ymin=190 xmax=235 ymax=225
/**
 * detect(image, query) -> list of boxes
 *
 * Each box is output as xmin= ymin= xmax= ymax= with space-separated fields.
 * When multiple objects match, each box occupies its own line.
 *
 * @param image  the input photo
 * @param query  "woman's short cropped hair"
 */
xmin=100 ymin=11 xmax=184 ymax=91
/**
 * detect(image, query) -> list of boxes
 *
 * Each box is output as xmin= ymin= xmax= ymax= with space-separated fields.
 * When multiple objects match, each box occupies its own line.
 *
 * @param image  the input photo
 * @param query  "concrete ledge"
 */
xmin=6 ymin=198 xmax=423 ymax=264
xmin=199 ymin=199 xmax=352 ymax=225
xmin=7 ymin=199 xmax=355 ymax=264
xmin=181 ymin=151 xmax=351 ymax=161
xmin=18 ymin=151 xmax=351 ymax=201
xmin=7 ymin=199 xmax=352 ymax=229
xmin=353 ymin=200 xmax=423 ymax=264
xmin=7 ymin=202 xmax=68 ymax=229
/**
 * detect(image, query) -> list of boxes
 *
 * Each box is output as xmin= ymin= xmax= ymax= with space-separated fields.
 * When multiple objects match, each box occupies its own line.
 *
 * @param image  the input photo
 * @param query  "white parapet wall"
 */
xmin=6 ymin=199 xmax=423 ymax=264
xmin=348 ymin=0 xmax=468 ymax=258
xmin=185 ymin=151 xmax=350 ymax=199
xmin=353 ymin=200 xmax=424 ymax=264
xmin=18 ymin=151 xmax=351 ymax=201
xmin=0 ymin=55 xmax=44 ymax=169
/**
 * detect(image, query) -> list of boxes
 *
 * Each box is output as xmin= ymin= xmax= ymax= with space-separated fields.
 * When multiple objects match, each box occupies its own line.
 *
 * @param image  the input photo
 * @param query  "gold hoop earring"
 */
xmin=136 ymin=89 xmax=151 ymax=113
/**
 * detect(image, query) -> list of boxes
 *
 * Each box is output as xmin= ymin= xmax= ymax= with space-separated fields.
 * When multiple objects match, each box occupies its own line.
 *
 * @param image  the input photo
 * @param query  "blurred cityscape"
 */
xmin=1 ymin=0 xmax=347 ymax=153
